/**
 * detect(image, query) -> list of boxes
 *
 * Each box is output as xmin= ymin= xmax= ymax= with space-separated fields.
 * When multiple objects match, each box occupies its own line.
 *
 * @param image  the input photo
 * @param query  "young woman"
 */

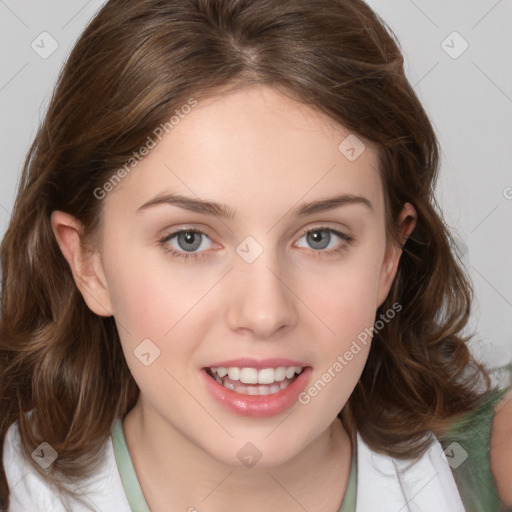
xmin=1 ymin=0 xmax=511 ymax=510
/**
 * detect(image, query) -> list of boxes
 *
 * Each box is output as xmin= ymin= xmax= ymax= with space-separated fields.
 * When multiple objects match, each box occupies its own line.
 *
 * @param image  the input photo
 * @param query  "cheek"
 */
xmin=298 ymin=270 xmax=377 ymax=417
xmin=300 ymin=247 xmax=385 ymax=339
xmin=105 ymin=256 xmax=200 ymax=410
xmin=101 ymin=240 xmax=225 ymax=395
xmin=295 ymin=245 xmax=385 ymax=409
xmin=103 ymin=241 xmax=215 ymax=342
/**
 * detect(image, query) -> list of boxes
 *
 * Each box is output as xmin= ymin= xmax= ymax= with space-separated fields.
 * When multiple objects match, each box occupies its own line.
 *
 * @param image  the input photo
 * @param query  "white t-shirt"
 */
xmin=4 ymin=421 xmax=131 ymax=512
xmin=3 ymin=418 xmax=465 ymax=511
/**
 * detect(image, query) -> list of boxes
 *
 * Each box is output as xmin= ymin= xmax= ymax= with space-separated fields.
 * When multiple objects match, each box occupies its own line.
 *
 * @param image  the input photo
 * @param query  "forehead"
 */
xmin=104 ymin=84 xmax=383 ymax=221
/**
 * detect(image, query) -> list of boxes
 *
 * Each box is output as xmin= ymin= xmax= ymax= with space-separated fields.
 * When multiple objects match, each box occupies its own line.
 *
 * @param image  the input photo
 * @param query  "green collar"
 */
xmin=112 ymin=418 xmax=151 ymax=511
xmin=111 ymin=418 xmax=357 ymax=512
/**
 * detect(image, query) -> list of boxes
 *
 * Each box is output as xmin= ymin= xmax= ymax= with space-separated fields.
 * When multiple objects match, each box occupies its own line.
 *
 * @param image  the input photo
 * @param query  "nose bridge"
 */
xmin=225 ymin=236 xmax=298 ymax=337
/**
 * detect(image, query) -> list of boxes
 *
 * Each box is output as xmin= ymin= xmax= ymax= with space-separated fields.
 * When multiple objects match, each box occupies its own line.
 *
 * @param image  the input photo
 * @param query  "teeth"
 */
xmin=285 ymin=367 xmax=297 ymax=379
xmin=208 ymin=366 xmax=305 ymax=395
xmin=257 ymin=368 xmax=275 ymax=385
xmin=227 ymin=367 xmax=240 ymax=380
xmin=213 ymin=377 xmax=293 ymax=396
xmin=217 ymin=367 xmax=228 ymax=378
xmin=223 ymin=380 xmax=235 ymax=391
xmin=240 ymin=368 xmax=258 ymax=384
xmin=274 ymin=366 xmax=287 ymax=382
xmin=211 ymin=366 xmax=304 ymax=385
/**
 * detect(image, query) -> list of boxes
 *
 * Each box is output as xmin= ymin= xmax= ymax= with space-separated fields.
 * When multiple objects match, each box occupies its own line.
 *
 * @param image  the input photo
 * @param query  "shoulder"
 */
xmin=436 ymin=385 xmax=512 ymax=512
xmin=3 ymin=419 xmax=131 ymax=512
xmin=490 ymin=387 xmax=512 ymax=506
xmin=356 ymin=431 xmax=466 ymax=511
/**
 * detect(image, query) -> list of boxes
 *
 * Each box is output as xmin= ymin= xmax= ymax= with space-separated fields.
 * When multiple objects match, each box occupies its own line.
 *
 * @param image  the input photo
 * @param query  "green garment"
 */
xmin=438 ymin=384 xmax=512 ymax=512
xmin=111 ymin=384 xmax=510 ymax=512
xmin=112 ymin=419 xmax=151 ymax=512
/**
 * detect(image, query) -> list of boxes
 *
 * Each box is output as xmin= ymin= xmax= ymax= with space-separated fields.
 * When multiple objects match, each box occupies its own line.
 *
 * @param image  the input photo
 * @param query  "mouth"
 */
xmin=201 ymin=361 xmax=312 ymax=417
xmin=205 ymin=365 xmax=304 ymax=396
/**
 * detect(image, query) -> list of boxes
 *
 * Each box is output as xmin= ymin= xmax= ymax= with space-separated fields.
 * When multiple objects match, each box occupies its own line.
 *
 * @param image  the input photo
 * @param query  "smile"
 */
xmin=206 ymin=366 xmax=304 ymax=395
xmin=201 ymin=360 xmax=312 ymax=417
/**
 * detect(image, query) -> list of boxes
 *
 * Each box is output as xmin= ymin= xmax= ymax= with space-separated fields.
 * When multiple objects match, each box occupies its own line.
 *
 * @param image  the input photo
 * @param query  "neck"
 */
xmin=123 ymin=400 xmax=353 ymax=512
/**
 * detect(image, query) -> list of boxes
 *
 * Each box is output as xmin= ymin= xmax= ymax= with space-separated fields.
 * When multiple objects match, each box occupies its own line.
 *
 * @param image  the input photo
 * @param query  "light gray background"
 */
xmin=1 ymin=1 xmax=511 ymax=385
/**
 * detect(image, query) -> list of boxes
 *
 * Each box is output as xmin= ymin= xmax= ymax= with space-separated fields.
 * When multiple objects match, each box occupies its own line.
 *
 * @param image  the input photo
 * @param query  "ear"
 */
xmin=376 ymin=202 xmax=417 ymax=308
xmin=50 ymin=210 xmax=113 ymax=317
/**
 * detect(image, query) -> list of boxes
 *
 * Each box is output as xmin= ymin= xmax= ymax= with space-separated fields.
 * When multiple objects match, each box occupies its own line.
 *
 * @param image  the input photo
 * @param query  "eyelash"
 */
xmin=157 ymin=226 xmax=355 ymax=261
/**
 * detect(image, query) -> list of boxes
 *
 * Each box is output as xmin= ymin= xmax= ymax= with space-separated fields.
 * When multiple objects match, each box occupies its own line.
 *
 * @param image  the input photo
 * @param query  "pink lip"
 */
xmin=203 ymin=357 xmax=309 ymax=369
xmin=201 ymin=366 xmax=312 ymax=418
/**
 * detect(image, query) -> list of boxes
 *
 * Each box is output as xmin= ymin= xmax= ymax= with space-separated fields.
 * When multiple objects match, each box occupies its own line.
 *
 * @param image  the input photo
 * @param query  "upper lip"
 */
xmin=204 ymin=357 xmax=310 ymax=369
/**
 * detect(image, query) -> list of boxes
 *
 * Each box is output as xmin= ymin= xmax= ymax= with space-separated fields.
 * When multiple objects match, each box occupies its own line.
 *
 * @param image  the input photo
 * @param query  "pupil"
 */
xmin=179 ymin=231 xmax=201 ymax=252
xmin=308 ymin=229 xmax=329 ymax=250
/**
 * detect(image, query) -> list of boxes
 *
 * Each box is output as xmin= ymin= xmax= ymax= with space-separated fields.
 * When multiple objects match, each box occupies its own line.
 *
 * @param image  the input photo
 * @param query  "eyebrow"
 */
xmin=136 ymin=192 xmax=373 ymax=219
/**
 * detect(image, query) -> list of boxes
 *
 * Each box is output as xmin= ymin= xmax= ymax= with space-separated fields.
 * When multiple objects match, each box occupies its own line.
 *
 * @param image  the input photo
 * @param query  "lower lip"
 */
xmin=201 ymin=367 xmax=312 ymax=418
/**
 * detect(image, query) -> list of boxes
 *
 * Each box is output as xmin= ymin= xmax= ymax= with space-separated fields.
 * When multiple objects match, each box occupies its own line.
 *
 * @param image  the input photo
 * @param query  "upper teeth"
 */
xmin=211 ymin=366 xmax=303 ymax=384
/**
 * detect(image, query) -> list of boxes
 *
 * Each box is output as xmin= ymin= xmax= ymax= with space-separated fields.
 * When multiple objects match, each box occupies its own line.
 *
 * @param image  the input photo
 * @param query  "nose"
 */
xmin=225 ymin=249 xmax=298 ymax=339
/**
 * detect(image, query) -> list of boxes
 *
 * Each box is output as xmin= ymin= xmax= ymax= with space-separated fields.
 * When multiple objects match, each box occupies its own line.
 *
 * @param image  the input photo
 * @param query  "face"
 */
xmin=61 ymin=85 xmax=406 ymax=468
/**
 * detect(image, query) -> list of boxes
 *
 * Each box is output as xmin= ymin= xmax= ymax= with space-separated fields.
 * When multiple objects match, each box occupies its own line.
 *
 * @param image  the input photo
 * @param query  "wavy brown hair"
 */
xmin=0 ymin=0 xmax=493 ymax=507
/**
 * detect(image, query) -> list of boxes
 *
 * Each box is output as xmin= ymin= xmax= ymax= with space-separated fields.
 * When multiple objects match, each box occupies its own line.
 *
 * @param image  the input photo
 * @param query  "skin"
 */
xmin=51 ymin=83 xmax=422 ymax=511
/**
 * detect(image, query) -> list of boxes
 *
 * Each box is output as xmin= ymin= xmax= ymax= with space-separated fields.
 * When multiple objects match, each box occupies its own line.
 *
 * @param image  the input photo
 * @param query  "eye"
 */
xmin=294 ymin=226 xmax=354 ymax=256
xmin=158 ymin=228 xmax=214 ymax=260
xmin=158 ymin=226 xmax=354 ymax=262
